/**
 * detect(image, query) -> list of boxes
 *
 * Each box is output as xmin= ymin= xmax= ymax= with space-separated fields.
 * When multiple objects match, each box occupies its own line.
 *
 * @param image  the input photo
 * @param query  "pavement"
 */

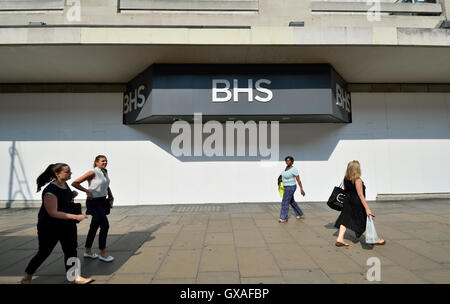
xmin=1 ymin=199 xmax=450 ymax=284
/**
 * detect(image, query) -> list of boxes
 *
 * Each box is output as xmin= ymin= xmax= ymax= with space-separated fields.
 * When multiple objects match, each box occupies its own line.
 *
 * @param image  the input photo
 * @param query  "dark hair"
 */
xmin=36 ymin=163 xmax=68 ymax=192
xmin=93 ymin=155 xmax=107 ymax=168
xmin=285 ymin=156 xmax=294 ymax=164
xmin=277 ymin=175 xmax=282 ymax=186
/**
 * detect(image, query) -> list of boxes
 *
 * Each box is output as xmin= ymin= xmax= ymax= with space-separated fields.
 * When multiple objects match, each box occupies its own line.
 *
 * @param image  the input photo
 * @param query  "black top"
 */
xmin=344 ymin=178 xmax=366 ymax=196
xmin=37 ymin=182 xmax=73 ymax=230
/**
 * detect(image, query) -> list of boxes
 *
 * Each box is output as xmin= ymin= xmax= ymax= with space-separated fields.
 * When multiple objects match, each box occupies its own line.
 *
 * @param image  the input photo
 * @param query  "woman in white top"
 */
xmin=72 ymin=155 xmax=115 ymax=262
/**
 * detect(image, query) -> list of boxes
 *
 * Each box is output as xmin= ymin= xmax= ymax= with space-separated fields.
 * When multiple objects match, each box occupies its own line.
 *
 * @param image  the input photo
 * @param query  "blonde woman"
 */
xmin=334 ymin=160 xmax=386 ymax=247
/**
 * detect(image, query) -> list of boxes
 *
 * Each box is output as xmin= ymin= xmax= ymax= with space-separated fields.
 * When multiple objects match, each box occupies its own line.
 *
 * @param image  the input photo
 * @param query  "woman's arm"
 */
xmin=71 ymin=171 xmax=95 ymax=199
xmin=295 ymin=176 xmax=306 ymax=196
xmin=355 ymin=179 xmax=374 ymax=217
xmin=43 ymin=194 xmax=87 ymax=222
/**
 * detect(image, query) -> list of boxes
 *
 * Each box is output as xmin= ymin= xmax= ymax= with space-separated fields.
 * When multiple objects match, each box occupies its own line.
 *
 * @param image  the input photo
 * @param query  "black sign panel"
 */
xmin=123 ymin=64 xmax=351 ymax=124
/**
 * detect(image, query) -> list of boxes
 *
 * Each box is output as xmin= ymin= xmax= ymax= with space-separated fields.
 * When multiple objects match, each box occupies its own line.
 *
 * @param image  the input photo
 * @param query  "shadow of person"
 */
xmin=324 ymin=222 xmax=336 ymax=230
xmin=2 ymin=221 xmax=172 ymax=284
xmin=327 ymin=223 xmax=370 ymax=248
xmin=79 ymin=221 xmax=171 ymax=278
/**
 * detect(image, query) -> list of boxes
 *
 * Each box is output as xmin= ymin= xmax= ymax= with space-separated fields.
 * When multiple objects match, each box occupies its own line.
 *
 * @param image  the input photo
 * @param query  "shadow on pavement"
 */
xmin=0 ymin=221 xmax=170 ymax=284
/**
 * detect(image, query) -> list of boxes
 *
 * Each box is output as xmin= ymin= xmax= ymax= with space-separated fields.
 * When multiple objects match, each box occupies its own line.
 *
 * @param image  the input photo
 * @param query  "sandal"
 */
xmin=335 ymin=241 xmax=350 ymax=247
xmin=279 ymin=219 xmax=288 ymax=223
xmin=373 ymin=239 xmax=386 ymax=246
xmin=72 ymin=277 xmax=94 ymax=284
xmin=20 ymin=278 xmax=32 ymax=284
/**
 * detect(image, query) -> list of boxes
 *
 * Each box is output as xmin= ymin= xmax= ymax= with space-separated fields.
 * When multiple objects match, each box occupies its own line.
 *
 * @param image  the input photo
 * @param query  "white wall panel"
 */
xmin=0 ymin=92 xmax=449 ymax=205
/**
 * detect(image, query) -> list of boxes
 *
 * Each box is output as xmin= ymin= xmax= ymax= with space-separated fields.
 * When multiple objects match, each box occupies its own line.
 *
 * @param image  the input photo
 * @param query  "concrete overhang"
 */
xmin=0 ymin=26 xmax=449 ymax=83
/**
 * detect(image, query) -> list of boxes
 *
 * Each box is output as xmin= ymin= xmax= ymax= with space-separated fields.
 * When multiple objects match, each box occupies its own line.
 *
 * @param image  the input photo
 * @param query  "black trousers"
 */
xmin=85 ymin=197 xmax=109 ymax=250
xmin=25 ymin=222 xmax=78 ymax=275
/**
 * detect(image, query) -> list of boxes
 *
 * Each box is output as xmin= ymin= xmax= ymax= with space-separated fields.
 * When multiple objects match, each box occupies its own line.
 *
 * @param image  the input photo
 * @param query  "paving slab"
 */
xmin=254 ymin=219 xmax=281 ymax=228
xmin=236 ymin=247 xmax=281 ymax=277
xmin=31 ymin=275 xmax=68 ymax=284
xmin=2 ymin=251 xmax=62 ymax=276
xmin=183 ymin=224 xmax=207 ymax=232
xmin=141 ymin=233 xmax=178 ymax=247
xmin=204 ymin=232 xmax=234 ymax=245
xmin=268 ymin=243 xmax=318 ymax=270
xmin=151 ymin=224 xmax=183 ymax=235
xmin=303 ymin=246 xmax=364 ymax=274
xmin=379 ymin=265 xmax=426 ymax=284
xmin=251 ymin=213 xmax=275 ymax=220
xmin=108 ymin=273 xmax=151 ymax=284
xmin=231 ymin=218 xmax=257 ymax=230
xmin=108 ymin=232 xmax=150 ymax=252
xmin=288 ymin=229 xmax=330 ymax=246
xmin=412 ymin=268 xmax=450 ymax=284
xmin=328 ymin=272 xmax=377 ymax=284
xmin=172 ymin=231 xmax=206 ymax=250
xmin=240 ymin=276 xmax=286 ymax=284
xmin=259 ymin=227 xmax=295 ymax=244
xmin=154 ymin=249 xmax=202 ymax=279
xmin=207 ymin=220 xmax=233 ymax=233
xmin=199 ymin=245 xmax=238 ymax=272
xmin=80 ymin=250 xmax=135 ymax=277
xmin=339 ymin=245 xmax=396 ymax=268
xmin=395 ymin=239 xmax=450 ymax=263
xmin=197 ymin=271 xmax=240 ymax=284
xmin=0 ymin=249 xmax=39 ymax=273
xmin=115 ymin=246 xmax=169 ymax=274
xmin=0 ymin=276 xmax=23 ymax=284
xmin=208 ymin=214 xmax=231 ymax=221
xmin=233 ymin=229 xmax=266 ymax=248
xmin=282 ymin=269 xmax=333 ymax=284
xmin=151 ymin=278 xmax=196 ymax=284
xmin=376 ymin=241 xmax=442 ymax=270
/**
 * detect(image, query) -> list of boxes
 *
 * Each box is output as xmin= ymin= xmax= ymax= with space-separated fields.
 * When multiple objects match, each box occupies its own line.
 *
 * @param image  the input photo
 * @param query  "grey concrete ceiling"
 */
xmin=0 ymin=44 xmax=449 ymax=83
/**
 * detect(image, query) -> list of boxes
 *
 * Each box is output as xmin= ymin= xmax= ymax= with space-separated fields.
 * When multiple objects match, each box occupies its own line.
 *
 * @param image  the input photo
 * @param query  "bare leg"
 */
xmin=100 ymin=249 xmax=109 ymax=258
xmin=336 ymin=225 xmax=350 ymax=245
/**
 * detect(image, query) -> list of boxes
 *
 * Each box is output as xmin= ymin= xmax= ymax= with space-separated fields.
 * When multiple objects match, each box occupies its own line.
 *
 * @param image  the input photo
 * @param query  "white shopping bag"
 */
xmin=365 ymin=216 xmax=380 ymax=244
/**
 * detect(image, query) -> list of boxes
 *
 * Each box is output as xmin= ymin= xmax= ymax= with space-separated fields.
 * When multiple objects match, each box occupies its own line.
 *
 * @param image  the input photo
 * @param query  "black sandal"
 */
xmin=335 ymin=242 xmax=350 ymax=247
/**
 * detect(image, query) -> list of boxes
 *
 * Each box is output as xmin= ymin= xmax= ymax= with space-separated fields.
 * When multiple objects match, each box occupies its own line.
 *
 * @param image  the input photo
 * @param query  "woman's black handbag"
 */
xmin=104 ymin=198 xmax=112 ymax=215
xmin=327 ymin=182 xmax=346 ymax=211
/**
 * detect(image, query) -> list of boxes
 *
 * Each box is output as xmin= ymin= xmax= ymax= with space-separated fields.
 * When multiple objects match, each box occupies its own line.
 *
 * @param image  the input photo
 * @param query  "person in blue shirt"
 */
xmin=279 ymin=156 xmax=306 ymax=223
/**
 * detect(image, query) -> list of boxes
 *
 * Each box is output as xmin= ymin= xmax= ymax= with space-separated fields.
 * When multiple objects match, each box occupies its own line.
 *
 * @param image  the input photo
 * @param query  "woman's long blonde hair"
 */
xmin=344 ymin=160 xmax=361 ymax=183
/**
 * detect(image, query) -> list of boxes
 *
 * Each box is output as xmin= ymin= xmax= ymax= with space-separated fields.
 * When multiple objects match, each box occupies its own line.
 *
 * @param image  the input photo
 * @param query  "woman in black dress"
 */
xmin=335 ymin=160 xmax=385 ymax=247
xmin=21 ymin=163 xmax=93 ymax=284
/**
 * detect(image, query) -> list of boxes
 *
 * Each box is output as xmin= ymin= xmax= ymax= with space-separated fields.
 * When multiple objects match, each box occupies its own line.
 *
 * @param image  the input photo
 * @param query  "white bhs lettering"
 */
xmin=123 ymin=84 xmax=146 ymax=114
xmin=336 ymin=83 xmax=351 ymax=113
xmin=212 ymin=79 xmax=273 ymax=103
